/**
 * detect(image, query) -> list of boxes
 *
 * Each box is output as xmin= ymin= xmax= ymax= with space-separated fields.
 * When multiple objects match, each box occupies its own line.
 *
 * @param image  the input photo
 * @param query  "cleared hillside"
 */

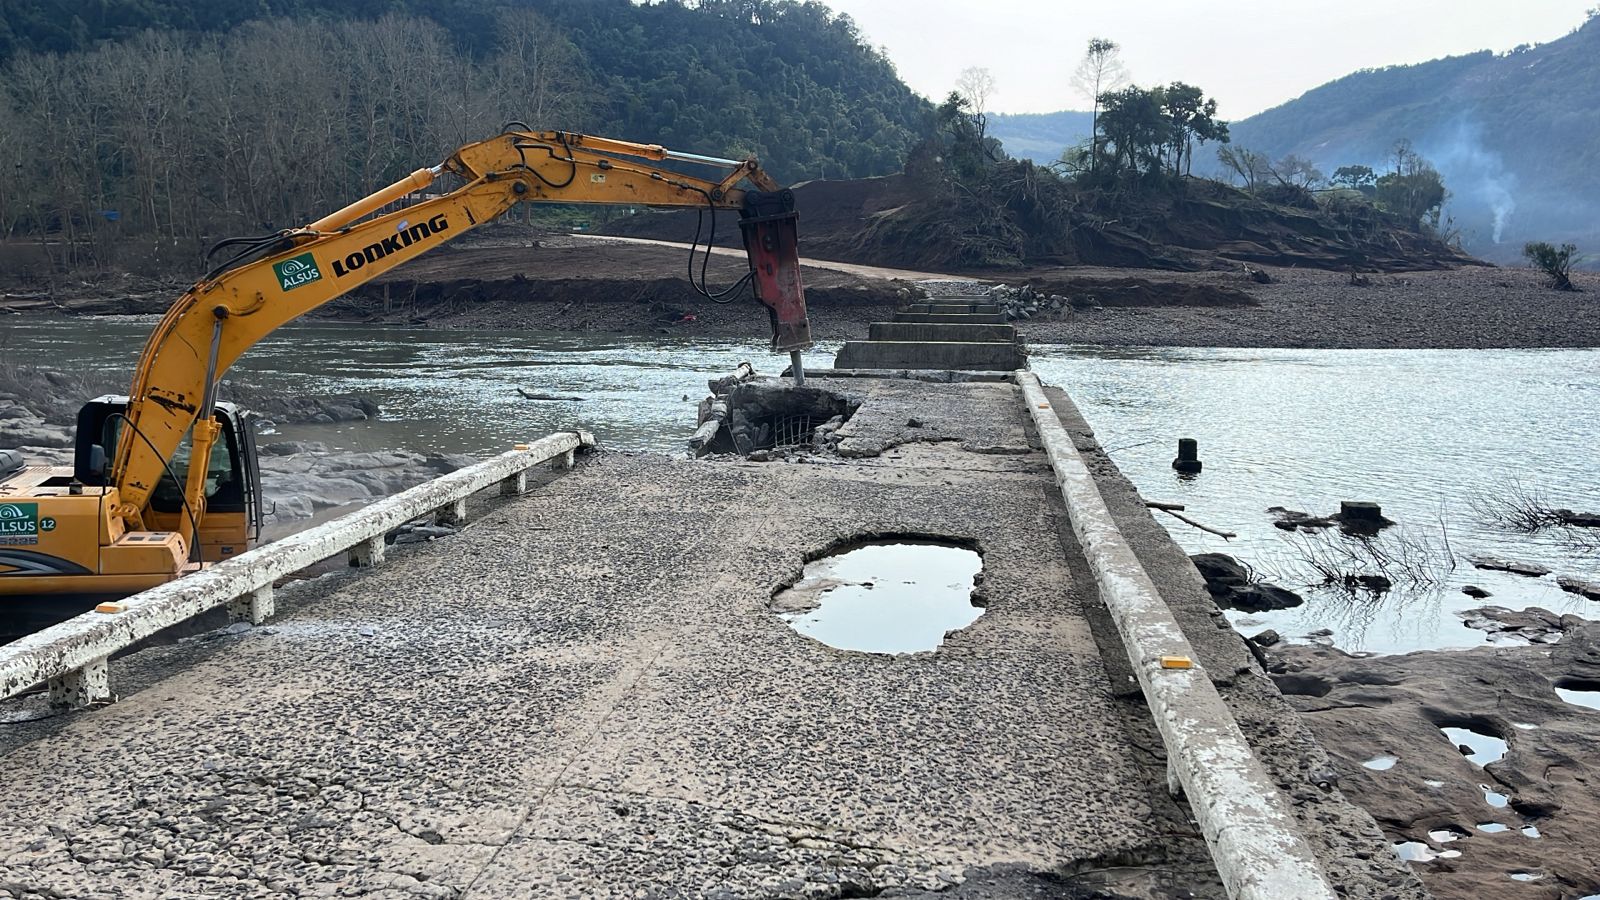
xmin=1226 ymin=14 xmax=1600 ymax=260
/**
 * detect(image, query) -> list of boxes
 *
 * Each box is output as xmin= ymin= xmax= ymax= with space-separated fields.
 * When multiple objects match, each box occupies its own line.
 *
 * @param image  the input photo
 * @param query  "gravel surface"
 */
xmin=1015 ymin=264 xmax=1600 ymax=349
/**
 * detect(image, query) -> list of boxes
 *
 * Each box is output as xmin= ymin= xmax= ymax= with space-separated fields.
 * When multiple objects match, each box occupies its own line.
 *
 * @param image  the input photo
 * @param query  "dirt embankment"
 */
xmin=307 ymin=240 xmax=910 ymax=340
xmin=5 ymin=226 xmax=1598 ymax=349
xmin=603 ymin=173 xmax=1478 ymax=274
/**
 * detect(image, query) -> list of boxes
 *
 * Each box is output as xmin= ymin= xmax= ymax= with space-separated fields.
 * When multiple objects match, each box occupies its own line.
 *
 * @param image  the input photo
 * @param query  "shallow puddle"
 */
xmin=1441 ymin=725 xmax=1507 ymax=766
xmin=1393 ymin=841 xmax=1460 ymax=863
xmin=1476 ymin=822 xmax=1509 ymax=833
xmin=1428 ymin=827 xmax=1467 ymax=843
xmin=1480 ymin=784 xmax=1510 ymax=808
xmin=1554 ymin=680 xmax=1600 ymax=711
xmin=775 ymin=541 xmax=984 ymax=654
xmin=1362 ymin=754 xmax=1399 ymax=771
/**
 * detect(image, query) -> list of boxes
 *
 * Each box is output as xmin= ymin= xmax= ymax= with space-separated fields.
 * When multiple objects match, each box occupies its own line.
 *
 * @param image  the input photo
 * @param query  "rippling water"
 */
xmin=6 ymin=319 xmax=1596 ymax=652
xmin=1032 ymin=346 xmax=1600 ymax=653
xmin=3 ymin=317 xmax=834 ymax=454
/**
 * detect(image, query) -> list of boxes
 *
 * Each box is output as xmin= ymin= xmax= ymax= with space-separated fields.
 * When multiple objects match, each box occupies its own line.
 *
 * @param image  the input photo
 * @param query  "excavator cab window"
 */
xmin=150 ymin=415 xmax=247 ymax=515
xmin=73 ymin=397 xmax=258 ymax=538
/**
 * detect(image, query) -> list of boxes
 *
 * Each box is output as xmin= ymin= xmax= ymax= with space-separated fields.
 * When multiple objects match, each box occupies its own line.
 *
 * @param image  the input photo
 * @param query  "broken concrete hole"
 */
xmin=773 ymin=537 xmax=984 ymax=655
xmin=719 ymin=381 xmax=860 ymax=456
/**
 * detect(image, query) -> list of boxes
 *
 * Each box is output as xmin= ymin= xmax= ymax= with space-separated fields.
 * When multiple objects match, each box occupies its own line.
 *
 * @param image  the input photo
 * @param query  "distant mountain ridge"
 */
xmin=985 ymin=110 xmax=1094 ymax=165
xmin=1222 ymin=15 xmax=1600 ymax=260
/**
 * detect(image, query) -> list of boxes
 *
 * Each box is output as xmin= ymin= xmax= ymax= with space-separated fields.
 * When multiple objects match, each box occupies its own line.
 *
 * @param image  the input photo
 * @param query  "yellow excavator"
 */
xmin=0 ymin=129 xmax=812 ymax=600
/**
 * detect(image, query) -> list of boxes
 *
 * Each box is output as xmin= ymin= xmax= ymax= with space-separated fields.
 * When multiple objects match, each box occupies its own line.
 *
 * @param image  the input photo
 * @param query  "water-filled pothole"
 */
xmin=774 ymin=539 xmax=984 ymax=654
xmin=1393 ymin=841 xmax=1460 ymax=862
xmin=1553 ymin=678 xmax=1600 ymax=711
xmin=1440 ymin=725 xmax=1507 ymax=767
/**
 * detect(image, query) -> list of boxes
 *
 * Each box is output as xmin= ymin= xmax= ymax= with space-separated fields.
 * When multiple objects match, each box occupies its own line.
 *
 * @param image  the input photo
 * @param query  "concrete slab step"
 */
xmin=902 ymin=303 xmax=1001 ymax=315
xmin=868 ymin=322 xmax=1017 ymax=343
xmin=893 ymin=312 xmax=1008 ymax=325
xmin=834 ymin=341 xmax=1027 ymax=371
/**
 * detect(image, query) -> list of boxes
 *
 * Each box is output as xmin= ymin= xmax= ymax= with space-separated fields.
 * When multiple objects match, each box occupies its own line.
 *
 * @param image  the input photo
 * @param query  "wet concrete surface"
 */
xmin=0 ymin=377 xmax=1414 ymax=899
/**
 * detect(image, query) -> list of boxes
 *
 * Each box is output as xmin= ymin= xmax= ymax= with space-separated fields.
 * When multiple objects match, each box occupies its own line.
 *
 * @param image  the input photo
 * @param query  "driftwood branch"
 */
xmin=1154 ymin=506 xmax=1236 ymax=539
xmin=1145 ymin=500 xmax=1186 ymax=512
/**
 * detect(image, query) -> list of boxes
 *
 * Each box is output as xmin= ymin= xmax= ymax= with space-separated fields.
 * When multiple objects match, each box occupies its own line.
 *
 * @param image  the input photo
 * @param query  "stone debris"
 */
xmin=1468 ymin=555 xmax=1553 ymax=577
xmin=1556 ymin=575 xmax=1600 ymax=601
xmin=1269 ymin=504 xmax=1395 ymax=534
xmin=988 ymin=283 xmax=1076 ymax=321
xmin=1456 ymin=605 xmax=1568 ymax=645
xmin=516 ymin=387 xmax=585 ymax=402
xmin=1190 ymin=552 xmax=1305 ymax=612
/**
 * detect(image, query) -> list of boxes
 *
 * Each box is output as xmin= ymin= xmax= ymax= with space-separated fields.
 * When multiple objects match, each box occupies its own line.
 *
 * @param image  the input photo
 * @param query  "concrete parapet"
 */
xmin=1016 ymin=371 xmax=1338 ymax=900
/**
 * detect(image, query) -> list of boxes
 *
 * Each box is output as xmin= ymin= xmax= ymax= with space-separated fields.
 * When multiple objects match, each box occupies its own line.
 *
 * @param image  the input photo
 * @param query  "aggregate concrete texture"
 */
xmin=0 ymin=378 xmax=1410 ymax=899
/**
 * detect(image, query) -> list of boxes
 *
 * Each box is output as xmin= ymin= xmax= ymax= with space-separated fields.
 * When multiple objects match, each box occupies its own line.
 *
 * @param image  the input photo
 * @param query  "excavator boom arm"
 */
xmin=109 ymin=131 xmax=809 ymax=537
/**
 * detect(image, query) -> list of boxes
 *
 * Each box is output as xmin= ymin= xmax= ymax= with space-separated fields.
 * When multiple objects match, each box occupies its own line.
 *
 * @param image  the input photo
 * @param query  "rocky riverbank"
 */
xmin=1262 ymin=615 xmax=1600 ymax=899
xmin=0 ymin=366 xmax=472 ymax=531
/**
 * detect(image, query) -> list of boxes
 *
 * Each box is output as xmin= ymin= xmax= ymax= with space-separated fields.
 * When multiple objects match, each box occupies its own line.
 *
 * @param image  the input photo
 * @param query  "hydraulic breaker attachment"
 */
xmin=739 ymin=190 xmax=813 ymax=383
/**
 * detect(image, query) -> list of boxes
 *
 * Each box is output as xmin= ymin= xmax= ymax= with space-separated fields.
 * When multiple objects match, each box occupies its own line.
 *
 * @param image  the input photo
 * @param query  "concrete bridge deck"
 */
xmin=0 ymin=377 xmax=1421 ymax=899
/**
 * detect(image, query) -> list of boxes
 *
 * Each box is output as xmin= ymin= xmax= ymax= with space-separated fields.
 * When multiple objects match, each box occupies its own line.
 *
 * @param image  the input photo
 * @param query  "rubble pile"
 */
xmin=988 ymin=283 xmax=1077 ymax=321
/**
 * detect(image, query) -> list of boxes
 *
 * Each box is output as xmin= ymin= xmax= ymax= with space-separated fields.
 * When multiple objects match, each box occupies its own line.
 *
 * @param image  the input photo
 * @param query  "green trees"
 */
xmin=1092 ymin=83 xmax=1228 ymax=179
xmin=1332 ymin=165 xmax=1377 ymax=192
xmin=1374 ymin=142 xmax=1448 ymax=227
xmin=1523 ymin=241 xmax=1581 ymax=290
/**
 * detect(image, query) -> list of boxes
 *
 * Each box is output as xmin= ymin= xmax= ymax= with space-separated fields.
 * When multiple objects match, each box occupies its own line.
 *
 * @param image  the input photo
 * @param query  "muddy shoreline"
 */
xmin=3 ymin=237 xmax=1598 ymax=349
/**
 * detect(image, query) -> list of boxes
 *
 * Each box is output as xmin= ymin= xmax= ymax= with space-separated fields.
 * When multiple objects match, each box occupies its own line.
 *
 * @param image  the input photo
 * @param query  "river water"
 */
xmin=5 ymin=318 xmax=1596 ymax=654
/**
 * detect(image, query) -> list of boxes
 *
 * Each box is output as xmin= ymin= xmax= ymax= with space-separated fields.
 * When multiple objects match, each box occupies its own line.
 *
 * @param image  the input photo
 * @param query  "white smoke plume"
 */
xmin=1419 ymin=118 xmax=1518 ymax=244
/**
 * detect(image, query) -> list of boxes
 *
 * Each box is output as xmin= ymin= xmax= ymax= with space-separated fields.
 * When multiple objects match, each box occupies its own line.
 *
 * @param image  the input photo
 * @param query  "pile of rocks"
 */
xmin=988 ymin=283 xmax=1078 ymax=321
xmin=1190 ymin=552 xmax=1304 ymax=612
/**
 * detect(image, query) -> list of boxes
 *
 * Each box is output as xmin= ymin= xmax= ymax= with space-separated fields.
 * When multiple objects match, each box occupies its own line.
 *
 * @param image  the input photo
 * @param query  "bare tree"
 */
xmin=484 ymin=8 xmax=594 ymax=130
xmin=954 ymin=66 xmax=996 ymax=118
xmin=1216 ymin=145 xmax=1273 ymax=191
xmin=1070 ymin=38 xmax=1128 ymax=171
xmin=1271 ymin=154 xmax=1325 ymax=188
xmin=0 ymin=14 xmax=597 ymax=276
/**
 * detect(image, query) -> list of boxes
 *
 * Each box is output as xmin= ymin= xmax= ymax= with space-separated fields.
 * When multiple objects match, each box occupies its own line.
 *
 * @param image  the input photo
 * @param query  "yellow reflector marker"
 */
xmin=1159 ymin=655 xmax=1193 ymax=669
xmin=514 ymin=443 xmax=530 ymax=451
xmin=95 ymin=602 xmax=126 ymax=614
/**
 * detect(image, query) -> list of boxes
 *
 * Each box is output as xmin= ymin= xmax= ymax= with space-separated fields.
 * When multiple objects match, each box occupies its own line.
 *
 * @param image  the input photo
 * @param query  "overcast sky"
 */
xmin=823 ymin=0 xmax=1596 ymax=118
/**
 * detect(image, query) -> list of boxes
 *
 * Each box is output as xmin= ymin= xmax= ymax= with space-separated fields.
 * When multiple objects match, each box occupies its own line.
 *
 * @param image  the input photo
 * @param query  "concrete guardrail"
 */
xmin=0 ymin=430 xmax=593 ymax=710
xmin=1016 ymin=372 xmax=1338 ymax=900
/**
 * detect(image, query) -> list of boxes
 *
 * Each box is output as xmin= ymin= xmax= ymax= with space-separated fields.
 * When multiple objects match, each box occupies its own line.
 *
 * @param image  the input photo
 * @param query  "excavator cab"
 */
xmin=73 ymin=397 xmax=264 ymax=561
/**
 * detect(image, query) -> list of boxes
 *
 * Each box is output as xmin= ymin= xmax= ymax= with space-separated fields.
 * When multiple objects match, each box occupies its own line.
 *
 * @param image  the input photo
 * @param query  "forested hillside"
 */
xmin=1224 ymin=13 xmax=1600 ymax=259
xmin=0 ymin=0 xmax=927 ymax=180
xmin=985 ymin=111 xmax=1093 ymax=165
xmin=0 ymin=0 xmax=931 ymax=273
